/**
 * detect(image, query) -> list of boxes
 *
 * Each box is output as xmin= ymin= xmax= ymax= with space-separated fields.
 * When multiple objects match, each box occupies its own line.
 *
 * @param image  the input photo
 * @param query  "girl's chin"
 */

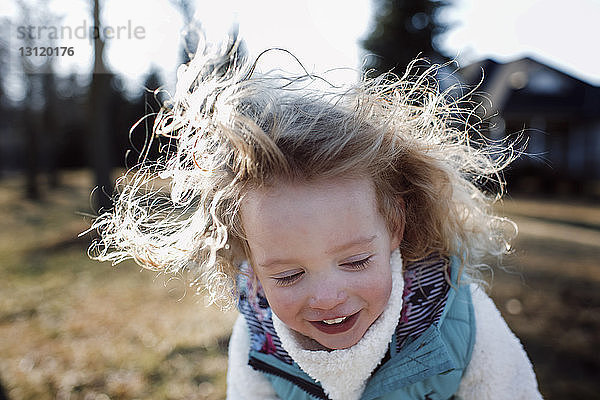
xmin=291 ymin=323 xmax=364 ymax=351
xmin=317 ymin=332 xmax=362 ymax=350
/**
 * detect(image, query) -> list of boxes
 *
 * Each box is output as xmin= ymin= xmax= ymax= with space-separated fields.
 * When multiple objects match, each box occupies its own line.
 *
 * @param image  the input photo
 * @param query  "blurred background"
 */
xmin=0 ymin=0 xmax=598 ymax=399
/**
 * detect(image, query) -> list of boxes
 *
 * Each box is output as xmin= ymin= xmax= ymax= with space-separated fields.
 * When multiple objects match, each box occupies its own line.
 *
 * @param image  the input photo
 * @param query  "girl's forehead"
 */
xmin=238 ymin=176 xmax=381 ymax=234
xmin=241 ymin=175 xmax=377 ymax=207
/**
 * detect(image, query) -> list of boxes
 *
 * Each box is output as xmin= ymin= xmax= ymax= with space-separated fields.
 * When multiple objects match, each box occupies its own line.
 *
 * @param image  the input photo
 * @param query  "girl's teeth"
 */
xmin=322 ymin=316 xmax=347 ymax=324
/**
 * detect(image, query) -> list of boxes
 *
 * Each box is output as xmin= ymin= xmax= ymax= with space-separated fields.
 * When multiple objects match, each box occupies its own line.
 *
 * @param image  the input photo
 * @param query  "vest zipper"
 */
xmin=248 ymin=356 xmax=330 ymax=400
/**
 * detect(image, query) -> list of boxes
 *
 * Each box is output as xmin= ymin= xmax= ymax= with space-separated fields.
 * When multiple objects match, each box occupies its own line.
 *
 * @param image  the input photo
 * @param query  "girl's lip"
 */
xmin=308 ymin=311 xmax=360 ymax=335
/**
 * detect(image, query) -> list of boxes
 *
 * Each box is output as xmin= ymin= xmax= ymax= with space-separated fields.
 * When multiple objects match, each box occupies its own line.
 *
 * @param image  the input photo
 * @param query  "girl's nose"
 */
xmin=308 ymin=284 xmax=348 ymax=310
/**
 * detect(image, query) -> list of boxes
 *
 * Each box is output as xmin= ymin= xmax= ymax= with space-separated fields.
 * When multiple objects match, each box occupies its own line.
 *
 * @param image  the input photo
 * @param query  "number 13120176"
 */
xmin=19 ymin=47 xmax=75 ymax=57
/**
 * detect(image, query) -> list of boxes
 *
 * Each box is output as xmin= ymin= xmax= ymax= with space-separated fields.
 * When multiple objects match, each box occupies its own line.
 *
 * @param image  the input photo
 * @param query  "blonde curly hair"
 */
xmin=89 ymin=43 xmax=516 ymax=309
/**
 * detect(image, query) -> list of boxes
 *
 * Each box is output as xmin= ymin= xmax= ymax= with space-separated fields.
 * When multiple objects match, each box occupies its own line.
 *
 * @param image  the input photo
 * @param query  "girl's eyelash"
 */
xmin=272 ymin=257 xmax=371 ymax=286
xmin=273 ymin=272 xmax=303 ymax=286
xmin=344 ymin=256 xmax=372 ymax=270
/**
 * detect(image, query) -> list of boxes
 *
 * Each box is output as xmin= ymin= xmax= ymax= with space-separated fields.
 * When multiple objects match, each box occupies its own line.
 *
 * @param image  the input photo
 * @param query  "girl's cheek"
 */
xmin=264 ymin=285 xmax=304 ymax=314
xmin=349 ymin=267 xmax=391 ymax=290
xmin=351 ymin=267 xmax=393 ymax=302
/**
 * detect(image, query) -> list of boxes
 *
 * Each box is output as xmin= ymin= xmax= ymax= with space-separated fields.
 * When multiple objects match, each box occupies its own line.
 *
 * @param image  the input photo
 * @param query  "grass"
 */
xmin=0 ymin=171 xmax=237 ymax=400
xmin=1 ymin=170 xmax=599 ymax=399
xmin=485 ymin=201 xmax=600 ymax=399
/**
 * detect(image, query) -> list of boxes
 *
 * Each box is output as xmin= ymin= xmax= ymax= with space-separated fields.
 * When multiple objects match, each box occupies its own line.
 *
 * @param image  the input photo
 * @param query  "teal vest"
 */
xmin=245 ymin=256 xmax=476 ymax=400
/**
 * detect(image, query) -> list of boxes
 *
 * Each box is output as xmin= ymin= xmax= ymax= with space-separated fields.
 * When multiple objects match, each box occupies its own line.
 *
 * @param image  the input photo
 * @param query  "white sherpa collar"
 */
xmin=272 ymin=250 xmax=404 ymax=400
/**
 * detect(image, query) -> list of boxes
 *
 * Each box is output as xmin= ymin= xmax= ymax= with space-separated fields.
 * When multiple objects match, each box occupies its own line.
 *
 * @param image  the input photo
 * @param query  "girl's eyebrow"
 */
xmin=327 ymin=235 xmax=377 ymax=255
xmin=258 ymin=258 xmax=295 ymax=269
xmin=258 ymin=235 xmax=378 ymax=269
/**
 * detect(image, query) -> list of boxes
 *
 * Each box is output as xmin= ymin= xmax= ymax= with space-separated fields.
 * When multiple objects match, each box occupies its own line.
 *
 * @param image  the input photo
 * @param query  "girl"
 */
xmin=90 ymin=45 xmax=542 ymax=399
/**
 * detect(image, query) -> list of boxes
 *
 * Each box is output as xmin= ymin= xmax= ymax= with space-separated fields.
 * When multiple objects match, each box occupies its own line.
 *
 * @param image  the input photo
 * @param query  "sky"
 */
xmin=439 ymin=0 xmax=600 ymax=85
xmin=2 ymin=0 xmax=600 ymax=96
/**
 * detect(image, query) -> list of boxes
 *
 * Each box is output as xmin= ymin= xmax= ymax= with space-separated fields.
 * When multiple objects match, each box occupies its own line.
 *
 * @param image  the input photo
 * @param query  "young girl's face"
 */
xmin=241 ymin=177 xmax=402 ymax=350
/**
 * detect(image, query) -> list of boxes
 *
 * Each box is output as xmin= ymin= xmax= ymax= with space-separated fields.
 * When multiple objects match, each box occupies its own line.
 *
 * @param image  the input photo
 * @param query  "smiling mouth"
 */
xmin=309 ymin=312 xmax=360 ymax=334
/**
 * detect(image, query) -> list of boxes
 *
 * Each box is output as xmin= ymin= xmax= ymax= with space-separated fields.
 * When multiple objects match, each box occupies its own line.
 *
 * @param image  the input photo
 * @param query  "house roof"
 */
xmin=458 ymin=56 xmax=600 ymax=119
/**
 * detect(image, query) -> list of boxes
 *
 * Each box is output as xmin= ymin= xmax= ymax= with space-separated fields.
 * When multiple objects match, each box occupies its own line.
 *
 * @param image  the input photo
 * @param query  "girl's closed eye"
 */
xmin=273 ymin=271 xmax=304 ymax=286
xmin=342 ymin=255 xmax=373 ymax=270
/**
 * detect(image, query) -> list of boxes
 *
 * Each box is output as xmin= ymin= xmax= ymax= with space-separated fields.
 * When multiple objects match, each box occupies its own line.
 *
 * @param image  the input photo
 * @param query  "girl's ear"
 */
xmin=391 ymin=196 xmax=406 ymax=250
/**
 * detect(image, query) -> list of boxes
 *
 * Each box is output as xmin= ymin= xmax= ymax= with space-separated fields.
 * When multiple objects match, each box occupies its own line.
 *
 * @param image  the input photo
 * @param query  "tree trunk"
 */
xmin=88 ymin=0 xmax=113 ymax=212
xmin=24 ymin=100 xmax=40 ymax=200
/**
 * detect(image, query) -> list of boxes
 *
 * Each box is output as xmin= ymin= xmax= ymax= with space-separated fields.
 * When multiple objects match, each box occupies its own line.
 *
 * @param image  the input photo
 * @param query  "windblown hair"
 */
xmin=89 ymin=44 xmax=516 ymax=309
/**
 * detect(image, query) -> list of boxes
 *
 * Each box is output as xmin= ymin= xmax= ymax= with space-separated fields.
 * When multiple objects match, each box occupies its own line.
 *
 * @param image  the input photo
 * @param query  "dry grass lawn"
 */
xmin=0 ymin=171 xmax=237 ymax=400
